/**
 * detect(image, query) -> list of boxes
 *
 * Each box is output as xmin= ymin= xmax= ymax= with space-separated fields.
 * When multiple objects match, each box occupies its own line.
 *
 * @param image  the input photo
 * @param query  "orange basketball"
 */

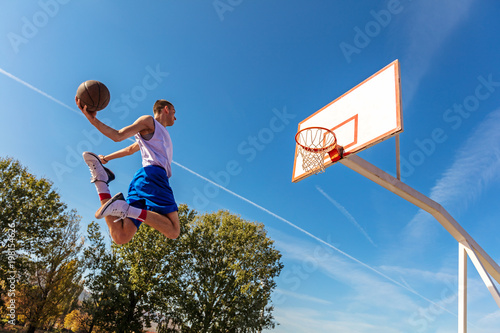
xmin=76 ymin=80 xmax=110 ymax=112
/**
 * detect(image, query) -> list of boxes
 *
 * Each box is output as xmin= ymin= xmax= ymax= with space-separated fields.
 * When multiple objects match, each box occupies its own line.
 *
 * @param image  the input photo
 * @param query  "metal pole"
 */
xmin=396 ymin=134 xmax=401 ymax=180
xmin=458 ymin=243 xmax=467 ymax=333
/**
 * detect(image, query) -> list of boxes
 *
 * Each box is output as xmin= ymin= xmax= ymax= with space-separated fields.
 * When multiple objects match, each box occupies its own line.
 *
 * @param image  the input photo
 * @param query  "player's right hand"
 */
xmin=76 ymin=96 xmax=96 ymax=122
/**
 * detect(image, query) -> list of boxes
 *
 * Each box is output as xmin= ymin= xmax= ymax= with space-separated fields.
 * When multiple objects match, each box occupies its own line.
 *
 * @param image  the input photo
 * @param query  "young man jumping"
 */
xmin=76 ymin=97 xmax=180 ymax=244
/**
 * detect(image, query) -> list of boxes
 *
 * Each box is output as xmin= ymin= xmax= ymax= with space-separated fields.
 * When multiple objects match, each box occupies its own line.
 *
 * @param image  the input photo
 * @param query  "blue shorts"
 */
xmin=126 ymin=165 xmax=178 ymax=229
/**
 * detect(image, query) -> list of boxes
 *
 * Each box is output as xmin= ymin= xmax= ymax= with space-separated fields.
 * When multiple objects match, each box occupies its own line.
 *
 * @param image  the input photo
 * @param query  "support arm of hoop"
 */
xmin=340 ymin=154 xmax=500 ymax=285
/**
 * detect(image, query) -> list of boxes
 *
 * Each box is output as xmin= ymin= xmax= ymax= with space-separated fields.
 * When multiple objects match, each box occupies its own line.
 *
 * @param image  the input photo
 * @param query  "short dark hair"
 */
xmin=153 ymin=99 xmax=174 ymax=116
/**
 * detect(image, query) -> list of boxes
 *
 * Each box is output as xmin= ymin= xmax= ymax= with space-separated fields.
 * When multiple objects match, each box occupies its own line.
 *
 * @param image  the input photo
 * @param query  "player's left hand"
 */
xmin=98 ymin=154 xmax=108 ymax=164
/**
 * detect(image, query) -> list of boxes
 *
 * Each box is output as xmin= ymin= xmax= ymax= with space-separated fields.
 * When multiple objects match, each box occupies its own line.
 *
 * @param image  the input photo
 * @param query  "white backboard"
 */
xmin=292 ymin=60 xmax=402 ymax=182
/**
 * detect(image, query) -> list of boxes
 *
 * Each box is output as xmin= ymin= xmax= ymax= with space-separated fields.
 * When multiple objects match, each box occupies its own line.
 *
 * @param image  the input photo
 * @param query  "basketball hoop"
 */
xmin=295 ymin=127 xmax=338 ymax=174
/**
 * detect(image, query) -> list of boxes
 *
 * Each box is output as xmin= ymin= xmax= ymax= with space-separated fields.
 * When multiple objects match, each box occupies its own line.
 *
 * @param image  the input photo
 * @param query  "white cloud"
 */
xmin=475 ymin=310 xmax=500 ymax=331
xmin=401 ymin=0 xmax=476 ymax=102
xmin=272 ymin=307 xmax=402 ymax=333
xmin=403 ymin=108 xmax=500 ymax=243
xmin=274 ymin=288 xmax=333 ymax=305
xmin=271 ymin=220 xmax=500 ymax=332
xmin=272 ymin=231 xmax=455 ymax=331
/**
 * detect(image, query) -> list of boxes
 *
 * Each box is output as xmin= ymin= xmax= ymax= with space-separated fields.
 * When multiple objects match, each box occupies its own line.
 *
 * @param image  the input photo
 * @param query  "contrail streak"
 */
xmin=0 ymin=67 xmax=79 ymax=115
xmin=316 ymin=185 xmax=377 ymax=247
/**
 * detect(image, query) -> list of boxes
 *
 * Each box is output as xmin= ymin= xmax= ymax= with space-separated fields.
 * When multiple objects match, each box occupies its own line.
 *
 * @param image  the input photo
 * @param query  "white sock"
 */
xmin=127 ymin=205 xmax=147 ymax=221
xmin=94 ymin=181 xmax=111 ymax=200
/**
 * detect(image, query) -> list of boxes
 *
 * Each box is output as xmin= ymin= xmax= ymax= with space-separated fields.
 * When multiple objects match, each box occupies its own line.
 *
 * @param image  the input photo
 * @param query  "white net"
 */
xmin=296 ymin=127 xmax=337 ymax=174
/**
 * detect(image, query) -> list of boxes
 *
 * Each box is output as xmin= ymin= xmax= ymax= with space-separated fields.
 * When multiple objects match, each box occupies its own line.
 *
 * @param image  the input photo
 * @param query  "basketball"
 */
xmin=76 ymin=80 xmax=110 ymax=112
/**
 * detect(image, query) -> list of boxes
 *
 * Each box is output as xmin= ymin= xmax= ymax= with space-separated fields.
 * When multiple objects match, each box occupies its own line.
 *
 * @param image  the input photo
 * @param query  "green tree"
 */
xmin=156 ymin=210 xmax=283 ymax=332
xmin=83 ymin=206 xmax=282 ymax=333
xmin=83 ymin=221 xmax=141 ymax=333
xmin=0 ymin=157 xmax=84 ymax=333
xmin=83 ymin=221 xmax=159 ymax=333
xmin=82 ymin=205 xmax=196 ymax=333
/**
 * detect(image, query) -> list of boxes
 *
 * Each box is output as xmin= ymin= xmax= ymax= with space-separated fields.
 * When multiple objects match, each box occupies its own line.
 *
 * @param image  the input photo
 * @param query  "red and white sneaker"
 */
xmin=95 ymin=192 xmax=130 ymax=222
xmin=82 ymin=151 xmax=115 ymax=184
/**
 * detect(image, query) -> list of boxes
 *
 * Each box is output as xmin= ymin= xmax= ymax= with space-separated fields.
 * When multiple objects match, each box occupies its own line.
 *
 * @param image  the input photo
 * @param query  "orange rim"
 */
xmin=295 ymin=127 xmax=337 ymax=153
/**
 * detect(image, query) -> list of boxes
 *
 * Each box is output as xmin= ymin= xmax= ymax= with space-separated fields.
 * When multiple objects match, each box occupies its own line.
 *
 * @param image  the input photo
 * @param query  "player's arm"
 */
xmin=76 ymin=97 xmax=154 ymax=142
xmin=99 ymin=142 xmax=140 ymax=164
xmin=91 ymin=115 xmax=153 ymax=142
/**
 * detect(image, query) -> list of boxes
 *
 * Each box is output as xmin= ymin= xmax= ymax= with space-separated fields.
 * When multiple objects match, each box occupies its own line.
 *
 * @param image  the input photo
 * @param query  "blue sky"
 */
xmin=1 ymin=0 xmax=500 ymax=332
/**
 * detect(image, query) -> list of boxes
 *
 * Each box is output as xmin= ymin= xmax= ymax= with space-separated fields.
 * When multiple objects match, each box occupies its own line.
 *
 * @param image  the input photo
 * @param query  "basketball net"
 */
xmin=295 ymin=127 xmax=337 ymax=174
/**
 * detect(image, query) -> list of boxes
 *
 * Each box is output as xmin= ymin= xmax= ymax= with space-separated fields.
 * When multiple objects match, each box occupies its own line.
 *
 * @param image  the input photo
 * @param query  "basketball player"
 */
xmin=76 ymin=97 xmax=180 ymax=244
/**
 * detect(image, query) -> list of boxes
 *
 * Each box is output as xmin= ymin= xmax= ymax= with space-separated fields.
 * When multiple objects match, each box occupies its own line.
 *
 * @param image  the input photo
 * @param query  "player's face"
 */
xmin=166 ymin=106 xmax=176 ymax=126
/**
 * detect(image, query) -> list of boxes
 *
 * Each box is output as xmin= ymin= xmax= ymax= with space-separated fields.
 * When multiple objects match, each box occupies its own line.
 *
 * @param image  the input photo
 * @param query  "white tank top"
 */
xmin=135 ymin=117 xmax=173 ymax=178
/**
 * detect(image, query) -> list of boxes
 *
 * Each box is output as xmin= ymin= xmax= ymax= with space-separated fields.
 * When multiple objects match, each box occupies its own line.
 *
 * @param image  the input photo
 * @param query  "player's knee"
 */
xmin=165 ymin=212 xmax=180 ymax=239
xmin=168 ymin=228 xmax=180 ymax=240
xmin=112 ymin=231 xmax=132 ymax=245
xmin=113 ymin=236 xmax=128 ymax=245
